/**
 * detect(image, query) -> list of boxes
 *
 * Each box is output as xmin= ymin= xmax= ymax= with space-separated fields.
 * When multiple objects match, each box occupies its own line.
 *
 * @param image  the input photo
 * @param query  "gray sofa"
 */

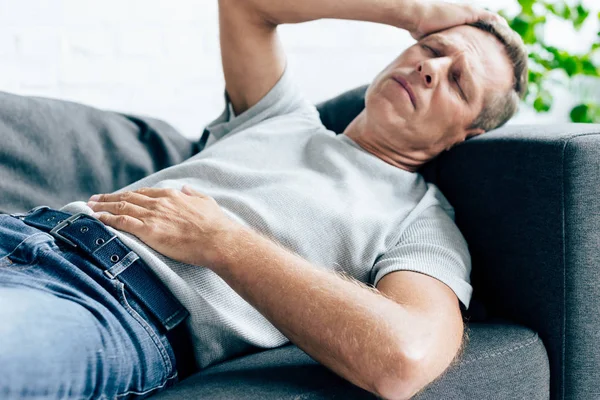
xmin=1 ymin=86 xmax=598 ymax=399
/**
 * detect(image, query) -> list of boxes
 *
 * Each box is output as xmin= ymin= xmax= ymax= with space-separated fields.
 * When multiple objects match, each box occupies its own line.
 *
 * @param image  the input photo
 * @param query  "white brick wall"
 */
xmin=0 ymin=1 xmax=597 ymax=139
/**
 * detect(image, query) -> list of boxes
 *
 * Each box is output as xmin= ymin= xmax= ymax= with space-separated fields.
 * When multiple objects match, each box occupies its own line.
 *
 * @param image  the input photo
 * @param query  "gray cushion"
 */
xmin=415 ymin=323 xmax=549 ymax=400
xmin=154 ymin=323 xmax=548 ymax=399
xmin=0 ymin=91 xmax=197 ymax=214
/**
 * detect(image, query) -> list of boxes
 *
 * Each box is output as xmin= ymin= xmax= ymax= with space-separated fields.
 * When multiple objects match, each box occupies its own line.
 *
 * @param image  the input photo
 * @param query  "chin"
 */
xmin=365 ymin=87 xmax=408 ymax=133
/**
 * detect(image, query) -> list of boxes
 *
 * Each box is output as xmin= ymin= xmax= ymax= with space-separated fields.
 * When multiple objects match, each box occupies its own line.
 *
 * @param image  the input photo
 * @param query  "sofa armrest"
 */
xmin=434 ymin=124 xmax=600 ymax=400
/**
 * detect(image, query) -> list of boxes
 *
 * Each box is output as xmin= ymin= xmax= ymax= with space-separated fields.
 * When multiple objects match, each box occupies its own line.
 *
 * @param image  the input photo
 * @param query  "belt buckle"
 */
xmin=49 ymin=212 xmax=88 ymax=248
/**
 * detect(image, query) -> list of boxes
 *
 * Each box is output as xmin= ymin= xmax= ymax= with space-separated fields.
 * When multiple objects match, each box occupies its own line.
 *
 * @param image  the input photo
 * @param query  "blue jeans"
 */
xmin=0 ymin=214 xmax=178 ymax=399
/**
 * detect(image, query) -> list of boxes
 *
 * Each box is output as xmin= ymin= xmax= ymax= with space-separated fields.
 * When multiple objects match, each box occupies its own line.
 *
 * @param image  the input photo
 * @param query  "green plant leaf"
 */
xmin=569 ymin=104 xmax=599 ymax=122
xmin=502 ymin=1 xmax=600 ymax=119
xmin=571 ymin=104 xmax=589 ymax=122
xmin=569 ymin=104 xmax=600 ymax=123
xmin=564 ymin=57 xmax=579 ymax=76
xmin=509 ymin=15 xmax=525 ymax=35
xmin=510 ymin=13 xmax=546 ymax=44
xmin=574 ymin=4 xmax=590 ymax=30
xmin=544 ymin=3 xmax=557 ymax=16
xmin=562 ymin=4 xmax=572 ymax=20
xmin=581 ymin=59 xmax=599 ymax=76
xmin=533 ymin=90 xmax=553 ymax=112
xmin=518 ymin=0 xmax=535 ymax=15
xmin=510 ymin=15 xmax=533 ymax=40
xmin=528 ymin=69 xmax=545 ymax=85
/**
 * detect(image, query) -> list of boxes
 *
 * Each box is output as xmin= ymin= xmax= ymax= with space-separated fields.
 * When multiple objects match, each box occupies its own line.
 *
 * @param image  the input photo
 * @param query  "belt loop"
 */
xmin=104 ymin=251 xmax=139 ymax=279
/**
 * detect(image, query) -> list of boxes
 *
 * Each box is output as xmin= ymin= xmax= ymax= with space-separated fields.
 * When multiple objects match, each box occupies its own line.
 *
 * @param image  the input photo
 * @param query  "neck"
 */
xmin=342 ymin=110 xmax=429 ymax=173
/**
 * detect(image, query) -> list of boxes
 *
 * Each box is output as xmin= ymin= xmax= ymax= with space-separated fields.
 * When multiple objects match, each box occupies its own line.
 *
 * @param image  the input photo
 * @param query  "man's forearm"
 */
xmin=235 ymin=0 xmax=421 ymax=30
xmin=207 ymin=225 xmax=424 ymax=399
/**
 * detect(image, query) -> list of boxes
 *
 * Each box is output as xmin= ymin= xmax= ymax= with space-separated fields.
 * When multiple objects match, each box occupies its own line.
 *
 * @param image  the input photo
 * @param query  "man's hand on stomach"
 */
xmin=87 ymin=186 xmax=242 ymax=267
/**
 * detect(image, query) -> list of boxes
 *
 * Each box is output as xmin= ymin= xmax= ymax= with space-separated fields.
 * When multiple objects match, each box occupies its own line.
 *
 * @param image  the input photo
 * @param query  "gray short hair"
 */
xmin=467 ymin=20 xmax=528 ymax=132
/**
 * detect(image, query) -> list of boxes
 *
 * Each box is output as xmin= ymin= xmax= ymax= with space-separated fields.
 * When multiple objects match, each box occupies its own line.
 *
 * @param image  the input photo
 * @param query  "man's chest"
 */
xmin=127 ymin=130 xmax=426 ymax=282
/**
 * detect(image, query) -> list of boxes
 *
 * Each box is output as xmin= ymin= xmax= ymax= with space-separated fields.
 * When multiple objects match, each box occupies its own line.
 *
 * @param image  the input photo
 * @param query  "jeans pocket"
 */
xmin=0 ymin=233 xmax=53 ymax=271
xmin=0 ymin=256 xmax=40 ymax=270
xmin=110 ymin=279 xmax=177 ymax=398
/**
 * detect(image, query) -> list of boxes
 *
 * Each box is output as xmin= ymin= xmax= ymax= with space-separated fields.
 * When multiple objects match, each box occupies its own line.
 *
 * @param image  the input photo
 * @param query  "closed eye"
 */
xmin=452 ymin=73 xmax=467 ymax=102
xmin=421 ymin=44 xmax=441 ymax=57
xmin=422 ymin=43 xmax=468 ymax=102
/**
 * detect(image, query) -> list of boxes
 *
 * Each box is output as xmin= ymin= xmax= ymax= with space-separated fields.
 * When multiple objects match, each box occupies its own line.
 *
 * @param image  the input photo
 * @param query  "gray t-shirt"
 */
xmin=62 ymin=67 xmax=472 ymax=370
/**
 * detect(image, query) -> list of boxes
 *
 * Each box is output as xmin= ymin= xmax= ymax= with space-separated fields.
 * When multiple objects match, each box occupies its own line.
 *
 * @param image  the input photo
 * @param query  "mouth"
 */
xmin=391 ymin=76 xmax=416 ymax=108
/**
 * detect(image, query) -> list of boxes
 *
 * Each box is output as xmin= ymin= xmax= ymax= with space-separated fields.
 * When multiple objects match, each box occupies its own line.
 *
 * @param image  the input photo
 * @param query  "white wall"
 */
xmin=1 ymin=0 xmax=598 ymax=139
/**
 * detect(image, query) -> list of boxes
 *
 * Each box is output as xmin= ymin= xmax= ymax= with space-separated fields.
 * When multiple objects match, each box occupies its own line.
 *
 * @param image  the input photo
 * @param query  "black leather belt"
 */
xmin=16 ymin=206 xmax=195 ymax=378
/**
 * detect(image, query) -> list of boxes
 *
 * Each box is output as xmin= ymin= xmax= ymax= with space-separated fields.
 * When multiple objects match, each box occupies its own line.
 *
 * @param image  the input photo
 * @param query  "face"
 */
xmin=362 ymin=25 xmax=513 ymax=166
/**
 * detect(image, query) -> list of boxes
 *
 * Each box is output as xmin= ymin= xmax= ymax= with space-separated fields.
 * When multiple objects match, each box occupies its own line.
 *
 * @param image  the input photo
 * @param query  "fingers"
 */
xmin=181 ymin=185 xmax=207 ymax=197
xmin=131 ymin=186 xmax=208 ymax=199
xmin=495 ymin=14 xmax=509 ymax=27
xmin=134 ymin=187 xmax=181 ymax=199
xmin=89 ymin=187 xmax=209 ymax=211
xmin=88 ymin=190 xmax=154 ymax=234
xmin=454 ymin=2 xmax=507 ymax=28
xmin=410 ymin=2 xmax=508 ymax=40
xmin=93 ymin=212 xmax=145 ymax=234
xmin=89 ymin=190 xmax=153 ymax=207
xmin=88 ymin=200 xmax=148 ymax=219
xmin=478 ymin=7 xmax=508 ymax=27
xmin=411 ymin=31 xmax=424 ymax=40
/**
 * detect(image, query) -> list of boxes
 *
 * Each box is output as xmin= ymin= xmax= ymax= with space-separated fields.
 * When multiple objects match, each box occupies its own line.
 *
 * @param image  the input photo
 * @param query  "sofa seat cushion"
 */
xmin=153 ymin=322 xmax=549 ymax=399
xmin=415 ymin=322 xmax=549 ymax=399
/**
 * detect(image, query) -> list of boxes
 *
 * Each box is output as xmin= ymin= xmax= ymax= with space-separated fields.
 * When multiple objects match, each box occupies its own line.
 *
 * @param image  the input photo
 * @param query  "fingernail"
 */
xmin=88 ymin=201 xmax=96 ymax=207
xmin=92 ymin=212 xmax=102 ymax=219
xmin=89 ymin=194 xmax=100 ymax=201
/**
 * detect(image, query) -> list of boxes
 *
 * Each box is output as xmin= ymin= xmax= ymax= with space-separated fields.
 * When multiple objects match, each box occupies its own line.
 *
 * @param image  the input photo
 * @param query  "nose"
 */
xmin=417 ymin=58 xmax=450 ymax=88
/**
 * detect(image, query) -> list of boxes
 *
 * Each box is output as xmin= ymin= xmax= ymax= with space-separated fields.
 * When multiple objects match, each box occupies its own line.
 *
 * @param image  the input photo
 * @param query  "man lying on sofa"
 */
xmin=1 ymin=0 xmax=527 ymax=399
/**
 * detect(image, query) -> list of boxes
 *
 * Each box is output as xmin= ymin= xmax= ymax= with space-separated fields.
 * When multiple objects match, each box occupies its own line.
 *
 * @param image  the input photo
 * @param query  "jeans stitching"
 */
xmin=114 ymin=279 xmax=173 ymax=370
xmin=114 ymin=374 xmax=178 ymax=399
xmin=112 ymin=280 xmax=177 ymax=397
xmin=0 ymin=279 xmax=176 ymax=400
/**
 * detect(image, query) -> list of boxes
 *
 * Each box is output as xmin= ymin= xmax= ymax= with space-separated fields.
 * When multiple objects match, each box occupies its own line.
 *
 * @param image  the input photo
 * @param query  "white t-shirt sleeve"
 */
xmin=371 ymin=203 xmax=473 ymax=308
xmin=204 ymin=67 xmax=318 ymax=148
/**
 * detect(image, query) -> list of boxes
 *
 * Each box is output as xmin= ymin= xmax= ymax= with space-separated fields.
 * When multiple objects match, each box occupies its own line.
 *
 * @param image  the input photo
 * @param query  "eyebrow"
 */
xmin=424 ymin=35 xmax=476 ymax=103
xmin=424 ymin=35 xmax=454 ymax=53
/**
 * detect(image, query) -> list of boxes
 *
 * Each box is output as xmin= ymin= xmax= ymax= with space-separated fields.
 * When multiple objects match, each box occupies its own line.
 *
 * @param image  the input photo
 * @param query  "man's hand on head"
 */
xmin=408 ymin=0 xmax=508 ymax=39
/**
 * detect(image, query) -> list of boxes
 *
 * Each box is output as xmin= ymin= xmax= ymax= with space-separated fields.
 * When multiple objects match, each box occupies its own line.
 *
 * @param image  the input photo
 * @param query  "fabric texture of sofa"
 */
xmin=1 ymin=86 xmax=599 ymax=399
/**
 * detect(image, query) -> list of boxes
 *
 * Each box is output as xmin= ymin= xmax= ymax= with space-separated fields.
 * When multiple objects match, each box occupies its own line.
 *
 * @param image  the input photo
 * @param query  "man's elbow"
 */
xmin=374 ymin=338 xmax=462 ymax=400
xmin=373 ymin=354 xmax=429 ymax=400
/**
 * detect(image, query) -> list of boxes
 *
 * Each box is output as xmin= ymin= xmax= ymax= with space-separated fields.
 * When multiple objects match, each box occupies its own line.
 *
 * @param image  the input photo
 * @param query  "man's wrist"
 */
xmin=203 ymin=222 xmax=254 ymax=271
xmin=393 ymin=0 xmax=423 ymax=33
